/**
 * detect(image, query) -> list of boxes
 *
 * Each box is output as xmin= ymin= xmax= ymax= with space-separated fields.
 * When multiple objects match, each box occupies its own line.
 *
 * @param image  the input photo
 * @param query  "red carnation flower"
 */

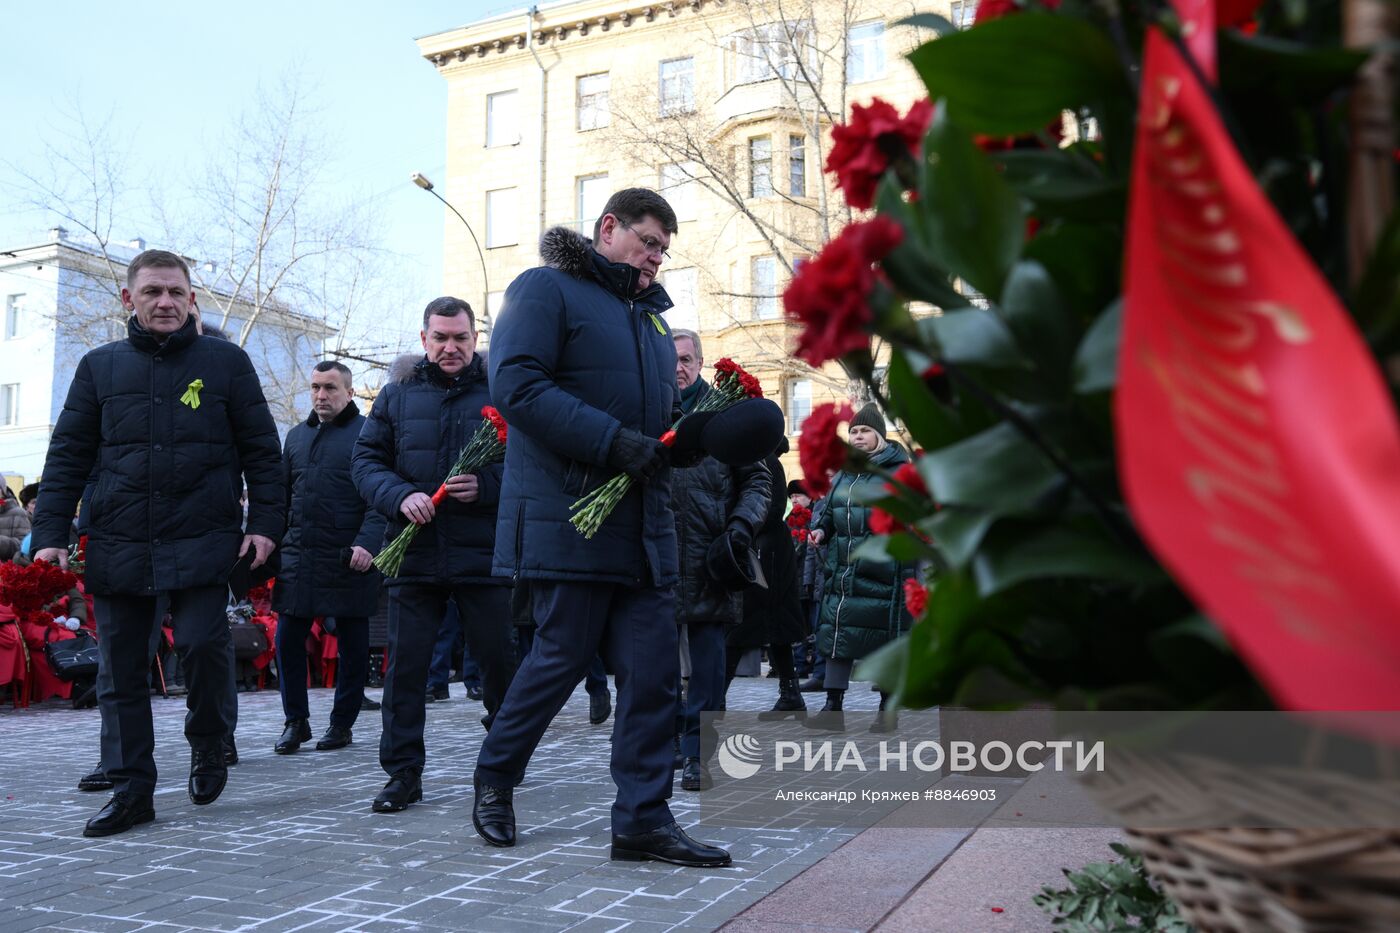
xmin=888 ymin=463 xmax=927 ymax=497
xmin=784 ymin=217 xmax=904 ymax=367
xmin=870 ymin=507 xmax=900 ymax=536
xmin=974 ymin=0 xmax=1060 ymax=23
xmin=483 ymin=406 xmax=509 ymax=445
xmin=797 ymin=402 xmax=854 ymax=498
xmin=904 ymin=578 xmax=929 ymax=619
xmin=826 ymin=98 xmax=934 ymax=210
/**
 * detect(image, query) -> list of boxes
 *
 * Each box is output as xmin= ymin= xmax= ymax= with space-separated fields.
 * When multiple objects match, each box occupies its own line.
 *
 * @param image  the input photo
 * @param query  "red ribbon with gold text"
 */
xmin=1117 ymin=0 xmax=1400 ymax=709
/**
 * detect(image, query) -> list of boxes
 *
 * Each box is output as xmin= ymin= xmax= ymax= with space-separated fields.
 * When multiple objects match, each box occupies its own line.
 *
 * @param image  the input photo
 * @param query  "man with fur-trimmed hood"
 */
xmin=471 ymin=188 xmax=730 ymax=867
xmin=352 ymin=297 xmax=518 ymax=814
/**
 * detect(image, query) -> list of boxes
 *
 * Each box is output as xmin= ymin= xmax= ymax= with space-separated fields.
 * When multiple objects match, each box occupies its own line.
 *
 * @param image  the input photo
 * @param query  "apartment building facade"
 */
xmin=416 ymin=0 xmax=961 ymax=476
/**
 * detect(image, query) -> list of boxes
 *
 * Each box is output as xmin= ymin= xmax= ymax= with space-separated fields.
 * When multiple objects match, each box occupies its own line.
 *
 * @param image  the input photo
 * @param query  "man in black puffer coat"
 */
xmin=32 ymin=250 xmax=283 ymax=838
xmin=352 ymin=297 xmax=518 ymax=814
xmin=669 ymin=330 xmax=770 ymax=793
xmin=271 ymin=360 xmax=386 ymax=756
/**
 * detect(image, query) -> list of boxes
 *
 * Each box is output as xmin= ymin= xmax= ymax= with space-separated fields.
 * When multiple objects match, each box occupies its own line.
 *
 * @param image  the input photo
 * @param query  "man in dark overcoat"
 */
xmin=271 ymin=360 xmax=386 ymax=754
xmin=32 ymin=249 xmax=283 ymax=837
xmin=352 ymin=297 xmax=518 ymax=813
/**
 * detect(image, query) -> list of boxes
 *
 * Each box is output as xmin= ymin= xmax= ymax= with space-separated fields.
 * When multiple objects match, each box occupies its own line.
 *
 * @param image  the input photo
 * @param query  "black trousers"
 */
xmin=380 ymin=583 xmax=517 ymax=777
xmin=276 ymin=615 xmax=369 ymax=730
xmin=93 ymin=586 xmax=233 ymax=796
xmin=476 ymin=581 xmax=678 ymax=835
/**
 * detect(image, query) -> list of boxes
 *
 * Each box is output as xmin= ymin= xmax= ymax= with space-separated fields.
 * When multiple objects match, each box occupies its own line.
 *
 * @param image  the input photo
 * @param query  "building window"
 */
xmin=659 ymin=162 xmax=699 ymax=222
xmin=486 ymin=90 xmax=520 ymax=147
xmin=0 ymin=384 xmax=17 ymax=426
xmin=847 ymin=21 xmax=886 ymax=83
xmin=786 ymin=378 xmax=812 ymax=434
xmin=487 ymin=290 xmax=506 ymax=322
xmin=950 ymin=1 xmax=978 ymax=29
xmin=485 ymin=188 xmax=518 ymax=248
xmin=727 ymin=22 xmax=812 ymax=86
xmin=749 ymin=137 xmax=773 ymax=198
xmin=789 ymin=135 xmax=806 ymax=197
xmin=577 ymin=73 xmax=610 ymax=131
xmin=659 ymin=57 xmax=695 ymax=115
xmin=662 ymin=267 xmax=700 ymax=332
xmin=576 ymin=174 xmax=610 ymax=236
xmin=752 ymin=256 xmax=778 ymax=320
xmin=3 ymin=294 xmax=23 ymax=340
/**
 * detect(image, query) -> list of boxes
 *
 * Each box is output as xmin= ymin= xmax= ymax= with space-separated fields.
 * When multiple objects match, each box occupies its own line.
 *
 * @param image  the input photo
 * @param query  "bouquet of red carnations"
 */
xmin=0 ymin=559 xmax=79 ymax=624
xmin=569 ymin=358 xmax=764 ymax=539
xmin=373 ymin=406 xmax=509 ymax=576
xmin=786 ymin=504 xmax=812 ymax=544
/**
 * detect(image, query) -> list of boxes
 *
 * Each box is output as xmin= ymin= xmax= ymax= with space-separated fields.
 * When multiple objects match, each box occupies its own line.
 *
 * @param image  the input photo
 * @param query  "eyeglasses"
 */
xmin=621 ymin=223 xmax=671 ymax=261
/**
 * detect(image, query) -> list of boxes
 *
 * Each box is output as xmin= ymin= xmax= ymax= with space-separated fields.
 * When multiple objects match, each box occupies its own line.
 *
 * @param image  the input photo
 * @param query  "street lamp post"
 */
xmin=411 ymin=172 xmax=493 ymax=334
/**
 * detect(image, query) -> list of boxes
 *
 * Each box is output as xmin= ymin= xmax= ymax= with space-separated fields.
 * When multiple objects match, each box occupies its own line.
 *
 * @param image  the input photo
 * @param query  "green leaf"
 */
xmin=907 ymin=13 xmax=1124 ymax=136
xmin=1000 ymin=260 xmax=1078 ymax=392
xmin=994 ymin=150 xmax=1126 ymax=223
xmin=920 ymin=102 xmax=1025 ymax=303
xmin=854 ymin=636 xmax=911 ymax=699
xmin=918 ymin=507 xmax=993 ymax=569
xmin=886 ymin=350 xmax=967 ymax=451
xmin=918 ymin=307 xmax=1030 ymax=370
xmin=1073 ymin=300 xmax=1121 ymax=394
xmin=1024 ymin=224 xmax=1121 ymax=324
xmin=876 ymin=176 xmax=972 ymax=310
xmin=919 ymin=422 xmax=1062 ymax=516
xmin=1353 ymin=208 xmax=1400 ymax=346
xmin=971 ymin=524 xmax=1164 ymax=596
xmin=894 ymin=12 xmax=956 ymax=36
xmin=851 ymin=536 xmax=893 ymax=564
xmin=1219 ymin=30 xmax=1369 ymax=101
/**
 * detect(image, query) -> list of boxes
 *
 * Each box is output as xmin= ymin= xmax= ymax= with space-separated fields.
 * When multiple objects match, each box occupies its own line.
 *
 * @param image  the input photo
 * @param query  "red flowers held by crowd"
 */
xmin=483 ymin=406 xmax=509 ymax=445
xmin=826 ymin=98 xmax=934 ymax=211
xmin=904 ymin=578 xmax=929 ymax=619
xmin=714 ymin=358 xmax=765 ymax=399
xmin=0 ymin=560 xmax=79 ymax=615
xmin=786 ymin=504 xmax=813 ymax=542
xmin=797 ymin=402 xmax=854 ymax=498
xmin=784 ymin=217 xmax=904 ymax=367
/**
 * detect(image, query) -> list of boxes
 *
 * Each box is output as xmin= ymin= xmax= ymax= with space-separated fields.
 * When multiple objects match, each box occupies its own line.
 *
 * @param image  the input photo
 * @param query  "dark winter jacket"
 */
xmin=272 ymin=402 xmax=386 ymax=618
xmin=0 ymin=498 xmax=31 ymax=561
xmin=352 ymin=353 xmax=504 ymax=586
xmin=671 ymin=380 xmax=771 ymax=624
xmin=797 ymin=496 xmax=827 ymax=603
xmin=490 ymin=226 xmax=680 ymax=587
xmin=31 ymin=315 xmax=283 ymax=595
xmin=730 ymin=451 xmax=807 ymax=649
xmin=815 ymin=442 xmax=915 ymax=660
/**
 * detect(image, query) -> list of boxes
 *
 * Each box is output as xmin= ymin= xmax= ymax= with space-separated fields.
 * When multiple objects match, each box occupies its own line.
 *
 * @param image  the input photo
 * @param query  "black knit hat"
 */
xmin=850 ymin=402 xmax=886 ymax=437
xmin=786 ymin=480 xmax=809 ymax=498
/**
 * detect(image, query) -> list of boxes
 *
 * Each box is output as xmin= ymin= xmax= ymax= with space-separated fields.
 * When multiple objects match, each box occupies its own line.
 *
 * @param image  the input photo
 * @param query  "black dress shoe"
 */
xmin=315 ymin=725 xmax=352 ymax=751
xmin=188 ymin=748 xmax=228 ymax=806
xmin=472 ymin=778 xmax=516 ymax=847
xmin=360 ymin=694 xmax=381 ymax=711
xmin=77 ymin=765 xmax=113 ymax=792
xmin=680 ymin=757 xmax=712 ymax=791
xmin=372 ymin=770 xmax=422 ymax=813
xmin=275 ymin=718 xmax=312 ymax=755
xmin=429 ymin=685 xmax=450 ymax=702
xmin=611 ymin=821 xmax=731 ymax=867
xmin=222 ymin=735 xmax=239 ymax=765
xmin=83 ymin=792 xmax=155 ymax=838
xmin=589 ymin=689 xmax=612 ymax=725
xmin=465 ymin=684 xmax=484 ymax=702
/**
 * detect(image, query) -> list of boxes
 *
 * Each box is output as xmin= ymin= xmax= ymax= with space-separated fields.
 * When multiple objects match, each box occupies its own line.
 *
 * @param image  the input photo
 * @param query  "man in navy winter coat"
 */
xmin=472 ymin=187 xmax=731 ymax=867
xmin=271 ymin=360 xmax=386 ymax=755
xmin=352 ymin=297 xmax=518 ymax=813
xmin=32 ymin=250 xmax=283 ymax=837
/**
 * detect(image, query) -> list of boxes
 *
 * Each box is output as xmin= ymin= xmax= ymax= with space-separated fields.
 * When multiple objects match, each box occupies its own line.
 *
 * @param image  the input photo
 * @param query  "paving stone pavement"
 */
xmin=0 ymin=674 xmax=882 ymax=932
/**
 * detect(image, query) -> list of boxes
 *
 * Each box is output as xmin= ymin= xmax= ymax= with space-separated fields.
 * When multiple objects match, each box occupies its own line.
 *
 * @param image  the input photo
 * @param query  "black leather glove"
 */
xmin=669 ymin=446 xmax=707 ymax=469
xmin=607 ymin=427 xmax=667 ymax=482
xmin=725 ymin=523 xmax=752 ymax=555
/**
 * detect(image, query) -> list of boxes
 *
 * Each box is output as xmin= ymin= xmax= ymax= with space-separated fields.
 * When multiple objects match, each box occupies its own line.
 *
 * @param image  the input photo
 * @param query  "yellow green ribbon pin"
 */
xmin=648 ymin=312 xmax=666 ymax=335
xmin=180 ymin=379 xmax=204 ymax=409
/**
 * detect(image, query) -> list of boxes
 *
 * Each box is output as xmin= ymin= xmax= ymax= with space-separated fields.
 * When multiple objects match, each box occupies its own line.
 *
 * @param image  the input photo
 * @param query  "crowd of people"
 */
xmin=2 ymin=185 xmax=917 ymax=869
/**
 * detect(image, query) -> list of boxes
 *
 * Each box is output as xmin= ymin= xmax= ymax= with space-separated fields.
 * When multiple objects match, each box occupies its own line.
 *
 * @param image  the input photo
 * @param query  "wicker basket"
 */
xmin=1083 ymin=752 xmax=1400 ymax=932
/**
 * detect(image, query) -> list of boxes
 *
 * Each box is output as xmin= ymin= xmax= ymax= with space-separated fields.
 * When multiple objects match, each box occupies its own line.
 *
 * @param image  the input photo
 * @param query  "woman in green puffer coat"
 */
xmin=810 ymin=403 xmax=913 ymax=722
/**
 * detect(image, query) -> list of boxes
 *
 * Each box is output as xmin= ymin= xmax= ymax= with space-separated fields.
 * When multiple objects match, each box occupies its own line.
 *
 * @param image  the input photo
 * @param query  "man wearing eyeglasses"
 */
xmin=473 ymin=188 xmax=730 ymax=867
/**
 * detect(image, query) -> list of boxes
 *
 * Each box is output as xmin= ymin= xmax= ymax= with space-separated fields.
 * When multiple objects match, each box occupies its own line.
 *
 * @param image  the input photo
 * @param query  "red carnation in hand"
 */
xmin=904 ymin=578 xmax=929 ymax=619
xmin=797 ymin=402 xmax=854 ymax=498
xmin=827 ymin=98 xmax=934 ymax=210
xmin=784 ymin=217 xmax=904 ymax=367
xmin=482 ymin=406 xmax=509 ymax=445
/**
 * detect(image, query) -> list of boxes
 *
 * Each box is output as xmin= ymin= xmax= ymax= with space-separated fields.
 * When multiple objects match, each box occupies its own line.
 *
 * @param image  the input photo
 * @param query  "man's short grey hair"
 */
xmin=673 ymin=329 xmax=702 ymax=361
